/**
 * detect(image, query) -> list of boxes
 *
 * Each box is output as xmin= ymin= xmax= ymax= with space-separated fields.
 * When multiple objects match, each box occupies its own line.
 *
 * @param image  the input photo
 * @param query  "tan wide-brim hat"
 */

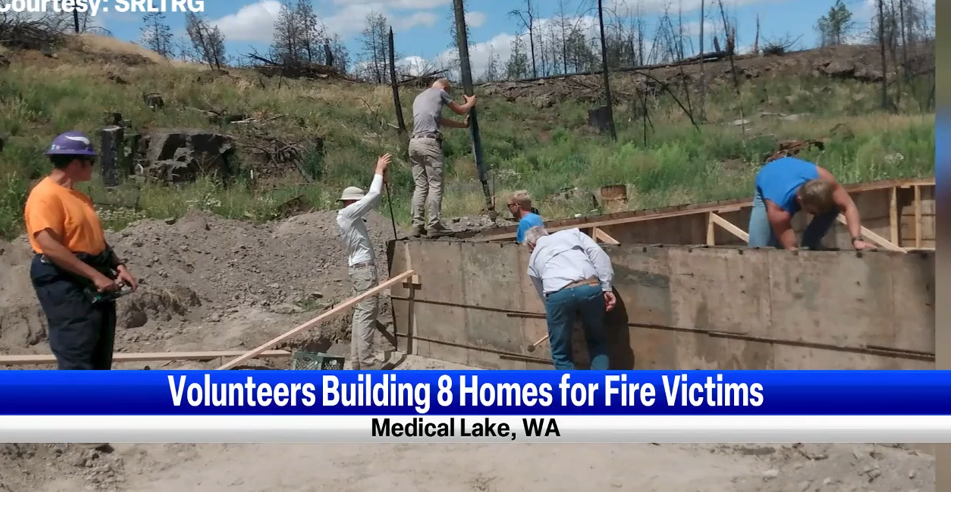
xmin=339 ymin=186 xmax=366 ymax=201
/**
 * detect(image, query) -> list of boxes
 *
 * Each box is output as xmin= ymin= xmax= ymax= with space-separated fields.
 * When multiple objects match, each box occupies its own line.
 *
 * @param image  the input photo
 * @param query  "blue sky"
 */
xmin=91 ymin=0 xmax=882 ymax=72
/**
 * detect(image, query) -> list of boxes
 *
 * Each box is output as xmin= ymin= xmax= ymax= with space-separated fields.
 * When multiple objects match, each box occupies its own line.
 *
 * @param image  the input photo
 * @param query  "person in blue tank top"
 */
xmin=508 ymin=190 xmax=545 ymax=243
xmin=748 ymin=156 xmax=876 ymax=250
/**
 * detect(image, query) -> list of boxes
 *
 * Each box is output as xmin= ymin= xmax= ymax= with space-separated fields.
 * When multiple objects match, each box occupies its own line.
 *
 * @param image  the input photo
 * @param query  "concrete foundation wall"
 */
xmin=389 ymin=241 xmax=935 ymax=371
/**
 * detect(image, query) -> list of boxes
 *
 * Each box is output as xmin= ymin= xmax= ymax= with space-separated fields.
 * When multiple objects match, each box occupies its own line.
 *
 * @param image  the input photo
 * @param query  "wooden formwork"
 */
xmin=388 ymin=242 xmax=935 ymax=372
xmin=388 ymin=177 xmax=937 ymax=371
xmin=477 ymin=178 xmax=936 ymax=251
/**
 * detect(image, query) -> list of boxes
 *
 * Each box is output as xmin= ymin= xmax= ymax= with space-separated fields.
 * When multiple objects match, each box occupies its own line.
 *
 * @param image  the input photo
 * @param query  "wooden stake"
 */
xmin=890 ymin=187 xmax=899 ymax=246
xmin=217 ymin=270 xmax=417 ymax=370
xmin=706 ymin=212 xmax=715 ymax=245
xmin=914 ymin=185 xmax=922 ymax=249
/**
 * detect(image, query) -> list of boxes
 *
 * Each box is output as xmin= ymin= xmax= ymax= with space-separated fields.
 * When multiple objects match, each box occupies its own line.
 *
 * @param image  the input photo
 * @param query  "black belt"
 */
xmin=411 ymin=133 xmax=442 ymax=141
xmin=350 ymin=261 xmax=375 ymax=269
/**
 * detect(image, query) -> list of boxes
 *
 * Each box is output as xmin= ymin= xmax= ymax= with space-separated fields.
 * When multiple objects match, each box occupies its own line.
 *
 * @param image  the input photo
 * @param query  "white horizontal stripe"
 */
xmin=0 ymin=416 xmax=950 ymax=443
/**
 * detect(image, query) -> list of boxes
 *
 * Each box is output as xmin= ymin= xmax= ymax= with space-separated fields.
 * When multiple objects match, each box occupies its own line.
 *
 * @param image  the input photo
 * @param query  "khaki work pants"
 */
xmin=409 ymin=138 xmax=445 ymax=228
xmin=348 ymin=264 xmax=378 ymax=367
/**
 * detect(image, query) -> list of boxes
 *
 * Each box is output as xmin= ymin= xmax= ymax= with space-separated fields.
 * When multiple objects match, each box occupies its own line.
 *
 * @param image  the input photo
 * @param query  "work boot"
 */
xmin=426 ymin=223 xmax=453 ymax=238
xmin=410 ymin=225 xmax=426 ymax=238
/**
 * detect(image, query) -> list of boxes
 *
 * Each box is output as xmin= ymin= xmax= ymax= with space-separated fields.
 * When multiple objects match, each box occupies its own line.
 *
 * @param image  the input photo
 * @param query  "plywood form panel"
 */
xmin=516 ymin=247 xmax=549 ymax=359
xmin=409 ymin=241 xmax=471 ymax=365
xmin=673 ymin=331 xmax=775 ymax=370
xmin=622 ymin=328 xmax=680 ymax=370
xmin=900 ymin=216 xmax=936 ymax=240
xmin=885 ymin=252 xmax=935 ymax=353
xmin=772 ymin=344 xmax=931 ymax=370
xmin=610 ymin=247 xmax=675 ymax=328
xmin=607 ymin=211 xmax=718 ymax=245
xmin=461 ymin=241 xmax=527 ymax=367
xmin=390 ymin=240 xmax=935 ymax=370
xmin=668 ymin=247 xmax=772 ymax=338
xmin=766 ymin=250 xmax=895 ymax=348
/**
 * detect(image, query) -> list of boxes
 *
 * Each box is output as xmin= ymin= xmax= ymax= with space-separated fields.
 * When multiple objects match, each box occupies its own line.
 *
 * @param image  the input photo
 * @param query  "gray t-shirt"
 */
xmin=411 ymin=88 xmax=452 ymax=136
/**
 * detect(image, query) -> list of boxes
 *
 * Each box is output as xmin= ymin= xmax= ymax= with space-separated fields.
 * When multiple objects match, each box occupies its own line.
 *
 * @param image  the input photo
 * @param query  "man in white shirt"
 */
xmin=337 ymin=153 xmax=392 ymax=370
xmin=525 ymin=226 xmax=616 ymax=370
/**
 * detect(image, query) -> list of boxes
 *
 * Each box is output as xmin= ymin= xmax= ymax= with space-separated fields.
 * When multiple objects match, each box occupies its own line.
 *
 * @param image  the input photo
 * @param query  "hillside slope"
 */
xmin=0 ymin=35 xmax=935 ymax=238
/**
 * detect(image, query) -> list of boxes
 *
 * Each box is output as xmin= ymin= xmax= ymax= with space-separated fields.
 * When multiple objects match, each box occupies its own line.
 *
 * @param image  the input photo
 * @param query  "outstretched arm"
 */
xmin=342 ymin=154 xmax=392 ymax=221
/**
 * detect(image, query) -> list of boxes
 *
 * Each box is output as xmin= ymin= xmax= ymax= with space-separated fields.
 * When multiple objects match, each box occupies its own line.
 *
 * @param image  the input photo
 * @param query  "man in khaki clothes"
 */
xmin=337 ymin=153 xmax=393 ymax=370
xmin=408 ymin=78 xmax=477 ymax=238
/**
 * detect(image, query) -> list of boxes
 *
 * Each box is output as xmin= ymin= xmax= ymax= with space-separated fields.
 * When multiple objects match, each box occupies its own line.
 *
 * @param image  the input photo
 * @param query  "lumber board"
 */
xmin=594 ymin=227 xmax=620 ymax=245
xmin=0 ymin=350 xmax=292 ymax=366
xmin=710 ymin=213 xmax=750 ymax=242
xmin=836 ymin=214 xmax=905 ymax=252
xmin=217 ymin=270 xmax=417 ymax=370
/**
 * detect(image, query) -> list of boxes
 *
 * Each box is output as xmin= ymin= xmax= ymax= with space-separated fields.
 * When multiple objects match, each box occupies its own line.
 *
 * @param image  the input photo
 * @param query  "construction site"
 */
xmin=0 ymin=175 xmax=940 ymax=491
xmin=0 ymin=0 xmax=942 ymax=492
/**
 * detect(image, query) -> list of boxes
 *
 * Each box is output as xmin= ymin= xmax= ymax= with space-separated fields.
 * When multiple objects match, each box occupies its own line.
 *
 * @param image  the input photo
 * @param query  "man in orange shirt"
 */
xmin=25 ymin=131 xmax=138 ymax=370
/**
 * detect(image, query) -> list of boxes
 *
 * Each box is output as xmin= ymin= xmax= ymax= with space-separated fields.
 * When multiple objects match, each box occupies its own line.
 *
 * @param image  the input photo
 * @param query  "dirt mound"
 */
xmin=480 ymin=44 xmax=934 ymax=107
xmin=0 ymin=443 xmax=126 ymax=491
xmin=0 ymin=207 xmax=398 ymax=360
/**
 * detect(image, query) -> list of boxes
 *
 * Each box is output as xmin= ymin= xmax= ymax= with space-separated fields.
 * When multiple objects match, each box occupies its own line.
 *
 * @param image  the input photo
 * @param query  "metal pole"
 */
xmin=596 ymin=0 xmax=617 ymax=141
xmin=451 ymin=0 xmax=497 ymax=222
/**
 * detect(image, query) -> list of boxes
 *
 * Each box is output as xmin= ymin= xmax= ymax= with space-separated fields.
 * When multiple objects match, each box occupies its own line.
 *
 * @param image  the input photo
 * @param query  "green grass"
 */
xmin=0 ymin=49 xmax=935 ymax=239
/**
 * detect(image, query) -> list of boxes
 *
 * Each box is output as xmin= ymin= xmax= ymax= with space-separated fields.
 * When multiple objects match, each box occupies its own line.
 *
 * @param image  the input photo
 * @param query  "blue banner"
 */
xmin=0 ymin=370 xmax=950 ymax=416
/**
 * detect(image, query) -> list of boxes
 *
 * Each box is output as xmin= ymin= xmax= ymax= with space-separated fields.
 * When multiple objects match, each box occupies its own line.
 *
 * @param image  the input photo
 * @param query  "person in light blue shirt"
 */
xmin=507 ymin=190 xmax=544 ymax=243
xmin=525 ymin=226 xmax=615 ymax=370
xmin=747 ymin=156 xmax=875 ymax=250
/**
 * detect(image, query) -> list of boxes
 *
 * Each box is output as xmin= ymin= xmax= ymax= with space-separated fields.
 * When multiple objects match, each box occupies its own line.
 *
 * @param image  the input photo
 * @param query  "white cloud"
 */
xmin=466 ymin=11 xmax=487 ymax=28
xmin=212 ymin=1 xmax=438 ymax=42
xmin=322 ymin=4 xmax=437 ymax=35
xmin=213 ymin=0 xmax=283 ymax=43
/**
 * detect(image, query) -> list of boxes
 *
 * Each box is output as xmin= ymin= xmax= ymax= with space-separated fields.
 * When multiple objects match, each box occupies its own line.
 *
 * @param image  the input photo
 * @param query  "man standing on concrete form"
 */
xmin=748 ymin=156 xmax=877 ymax=251
xmin=337 ymin=153 xmax=393 ymax=370
xmin=508 ymin=190 xmax=544 ymax=244
xmin=525 ymin=226 xmax=616 ymax=370
xmin=409 ymin=78 xmax=477 ymax=238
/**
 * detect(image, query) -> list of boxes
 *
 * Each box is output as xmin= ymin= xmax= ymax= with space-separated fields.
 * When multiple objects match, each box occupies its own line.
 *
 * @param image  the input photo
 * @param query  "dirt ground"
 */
xmin=0 ymin=209 xmax=935 ymax=492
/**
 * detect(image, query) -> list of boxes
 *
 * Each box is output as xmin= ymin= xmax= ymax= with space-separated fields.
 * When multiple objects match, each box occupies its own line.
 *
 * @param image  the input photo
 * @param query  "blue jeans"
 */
xmin=747 ymin=188 xmax=838 ymax=249
xmin=544 ymin=282 xmax=609 ymax=370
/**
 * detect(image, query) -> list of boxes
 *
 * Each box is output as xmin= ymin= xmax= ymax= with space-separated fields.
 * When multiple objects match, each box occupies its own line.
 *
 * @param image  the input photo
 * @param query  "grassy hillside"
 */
xmin=0 ymin=35 xmax=934 ymax=238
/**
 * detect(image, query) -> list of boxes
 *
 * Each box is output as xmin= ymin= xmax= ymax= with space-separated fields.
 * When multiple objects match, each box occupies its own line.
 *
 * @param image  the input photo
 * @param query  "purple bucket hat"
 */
xmin=45 ymin=131 xmax=98 ymax=157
